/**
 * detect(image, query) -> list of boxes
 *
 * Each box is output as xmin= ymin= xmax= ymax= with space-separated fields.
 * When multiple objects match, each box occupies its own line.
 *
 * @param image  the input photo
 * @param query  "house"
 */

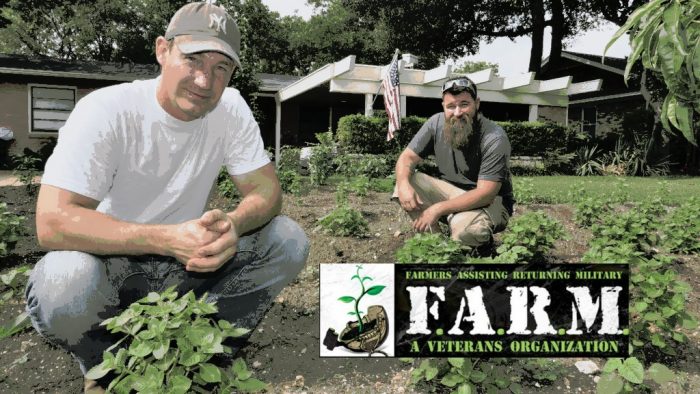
xmin=1 ymin=52 xmax=602 ymax=164
xmin=539 ymin=50 xmax=654 ymax=146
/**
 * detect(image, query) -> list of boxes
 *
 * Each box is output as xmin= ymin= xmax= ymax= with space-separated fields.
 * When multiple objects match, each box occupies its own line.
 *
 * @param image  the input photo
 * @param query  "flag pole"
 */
xmin=371 ymin=48 xmax=401 ymax=107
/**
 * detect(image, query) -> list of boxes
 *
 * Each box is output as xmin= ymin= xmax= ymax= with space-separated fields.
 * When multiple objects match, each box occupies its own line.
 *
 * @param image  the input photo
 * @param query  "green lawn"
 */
xmin=512 ymin=175 xmax=700 ymax=205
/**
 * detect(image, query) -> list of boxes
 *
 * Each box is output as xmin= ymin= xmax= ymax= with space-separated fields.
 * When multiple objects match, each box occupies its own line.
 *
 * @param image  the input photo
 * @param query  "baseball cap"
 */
xmin=165 ymin=2 xmax=241 ymax=68
xmin=442 ymin=77 xmax=477 ymax=99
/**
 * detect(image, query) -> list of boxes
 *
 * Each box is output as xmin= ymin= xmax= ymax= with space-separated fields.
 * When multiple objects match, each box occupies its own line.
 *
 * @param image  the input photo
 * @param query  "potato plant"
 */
xmin=395 ymin=233 xmax=468 ymax=264
xmin=0 ymin=202 xmax=26 ymax=257
xmin=86 ymin=287 xmax=266 ymax=394
xmin=496 ymin=211 xmax=565 ymax=262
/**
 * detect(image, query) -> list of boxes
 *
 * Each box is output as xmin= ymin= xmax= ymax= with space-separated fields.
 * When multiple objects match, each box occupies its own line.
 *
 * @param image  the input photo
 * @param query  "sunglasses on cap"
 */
xmin=442 ymin=78 xmax=477 ymax=97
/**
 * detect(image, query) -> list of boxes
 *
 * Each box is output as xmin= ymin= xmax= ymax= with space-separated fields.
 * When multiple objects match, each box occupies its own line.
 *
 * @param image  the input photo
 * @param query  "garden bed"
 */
xmin=1 ymin=179 xmax=699 ymax=393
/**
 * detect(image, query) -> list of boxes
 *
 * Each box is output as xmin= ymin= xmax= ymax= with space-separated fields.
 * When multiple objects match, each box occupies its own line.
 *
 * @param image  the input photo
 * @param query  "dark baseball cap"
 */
xmin=165 ymin=2 xmax=241 ymax=68
xmin=442 ymin=77 xmax=478 ymax=99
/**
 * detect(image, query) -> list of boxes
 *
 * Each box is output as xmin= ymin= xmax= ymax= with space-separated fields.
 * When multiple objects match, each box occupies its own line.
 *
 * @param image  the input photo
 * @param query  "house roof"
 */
xmin=0 ymin=53 xmax=299 ymax=92
xmin=542 ymin=50 xmax=627 ymax=76
xmin=276 ymin=55 xmax=603 ymax=107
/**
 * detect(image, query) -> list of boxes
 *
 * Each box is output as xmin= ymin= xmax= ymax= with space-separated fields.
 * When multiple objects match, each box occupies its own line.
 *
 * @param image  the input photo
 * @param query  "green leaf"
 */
xmin=139 ymin=291 xmax=161 ymax=303
xmin=448 ymin=358 xmax=464 ymax=368
xmin=425 ymin=364 xmax=439 ymax=381
xmin=605 ymin=0 xmax=663 ymax=57
xmin=452 ymin=383 xmax=473 ymax=394
xmin=167 ymin=375 xmax=192 ymax=394
xmin=198 ymin=363 xmax=222 ymax=383
xmin=441 ymin=372 xmax=466 ymax=387
xmin=338 ymin=296 xmax=355 ymax=303
xmin=365 ymin=285 xmax=386 ymax=296
xmin=597 ymin=373 xmax=624 ymax=394
xmin=233 ymin=377 xmax=268 ymax=393
xmin=603 ymin=358 xmax=623 ymax=373
xmin=84 ymin=359 xmax=113 ymax=380
xmin=674 ymin=99 xmax=696 ymax=144
xmin=647 ymin=363 xmax=674 ymax=385
xmin=469 ymin=370 xmax=487 ymax=383
xmin=619 ymin=357 xmax=644 ymax=384
xmin=127 ymin=340 xmax=153 ymax=358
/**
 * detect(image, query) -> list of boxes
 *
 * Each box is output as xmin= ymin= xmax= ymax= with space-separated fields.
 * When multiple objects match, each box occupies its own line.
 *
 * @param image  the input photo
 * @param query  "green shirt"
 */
xmin=408 ymin=113 xmax=514 ymax=214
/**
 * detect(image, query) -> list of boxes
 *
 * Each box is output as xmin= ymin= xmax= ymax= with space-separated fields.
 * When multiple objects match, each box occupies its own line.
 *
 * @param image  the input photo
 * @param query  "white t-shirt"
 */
xmin=42 ymin=78 xmax=270 ymax=224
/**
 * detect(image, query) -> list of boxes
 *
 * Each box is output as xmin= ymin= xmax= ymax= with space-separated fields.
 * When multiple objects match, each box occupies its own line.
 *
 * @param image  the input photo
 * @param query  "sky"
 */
xmin=260 ymin=0 xmax=632 ymax=77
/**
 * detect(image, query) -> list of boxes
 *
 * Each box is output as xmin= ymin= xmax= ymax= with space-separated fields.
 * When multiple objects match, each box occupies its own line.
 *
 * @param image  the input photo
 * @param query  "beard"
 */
xmin=443 ymin=115 xmax=474 ymax=149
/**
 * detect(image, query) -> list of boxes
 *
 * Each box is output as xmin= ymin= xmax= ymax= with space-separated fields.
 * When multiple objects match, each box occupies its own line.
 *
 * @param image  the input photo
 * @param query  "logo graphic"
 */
xmin=209 ymin=13 xmax=227 ymax=34
xmin=320 ymin=264 xmax=395 ymax=357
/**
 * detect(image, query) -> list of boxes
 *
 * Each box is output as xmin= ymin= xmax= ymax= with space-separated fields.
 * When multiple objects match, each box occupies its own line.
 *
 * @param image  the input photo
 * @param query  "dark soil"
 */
xmin=1 ymin=184 xmax=699 ymax=393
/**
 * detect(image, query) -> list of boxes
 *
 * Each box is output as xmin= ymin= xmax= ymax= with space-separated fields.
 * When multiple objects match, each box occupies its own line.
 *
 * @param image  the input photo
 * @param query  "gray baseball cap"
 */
xmin=165 ymin=2 xmax=241 ymax=68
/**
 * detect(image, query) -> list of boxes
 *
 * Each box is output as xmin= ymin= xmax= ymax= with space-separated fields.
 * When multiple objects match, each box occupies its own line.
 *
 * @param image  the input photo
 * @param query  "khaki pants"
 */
xmin=393 ymin=172 xmax=510 ymax=247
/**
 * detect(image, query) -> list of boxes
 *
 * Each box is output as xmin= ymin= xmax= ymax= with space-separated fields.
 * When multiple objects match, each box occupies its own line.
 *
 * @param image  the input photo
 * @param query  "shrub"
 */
xmin=12 ymin=154 xmax=42 ymax=193
xmin=574 ymin=197 xmax=613 ymax=227
xmin=86 ymin=287 xmax=266 ymax=393
xmin=0 ymin=202 xmax=26 ymax=256
xmin=278 ymin=170 xmax=302 ymax=196
xmin=395 ymin=233 xmax=469 ymax=264
xmin=216 ymin=167 xmax=240 ymax=200
xmin=277 ymin=146 xmax=301 ymax=173
xmin=336 ymin=114 xmax=426 ymax=155
xmin=498 ymin=121 xmax=574 ymax=157
xmin=333 ymin=153 xmax=393 ymax=179
xmin=309 ymin=132 xmax=335 ymax=186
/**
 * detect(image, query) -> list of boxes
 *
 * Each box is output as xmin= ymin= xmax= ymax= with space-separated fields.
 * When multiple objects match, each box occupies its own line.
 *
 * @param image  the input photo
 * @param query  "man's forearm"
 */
xmin=395 ymin=149 xmax=420 ymax=185
xmin=227 ymin=190 xmax=282 ymax=236
xmin=37 ymin=205 xmax=168 ymax=255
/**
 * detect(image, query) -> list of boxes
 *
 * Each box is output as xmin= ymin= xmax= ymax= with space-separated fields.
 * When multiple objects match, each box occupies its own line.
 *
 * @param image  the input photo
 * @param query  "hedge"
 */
xmin=336 ymin=114 xmax=427 ymax=154
xmin=335 ymin=114 xmax=574 ymax=157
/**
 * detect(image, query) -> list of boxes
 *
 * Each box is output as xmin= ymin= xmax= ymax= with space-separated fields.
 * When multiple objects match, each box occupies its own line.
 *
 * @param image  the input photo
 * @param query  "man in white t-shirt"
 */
xmin=25 ymin=3 xmax=309 ymax=391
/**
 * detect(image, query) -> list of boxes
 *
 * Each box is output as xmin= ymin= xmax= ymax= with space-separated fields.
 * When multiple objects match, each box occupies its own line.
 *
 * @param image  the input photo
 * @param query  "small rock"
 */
xmin=535 ymin=382 xmax=541 ymax=388
xmin=575 ymin=360 xmax=600 ymax=375
xmin=300 ymin=347 xmax=307 ymax=354
xmin=374 ymin=232 xmax=380 ymax=237
xmin=252 ymin=361 xmax=262 ymax=368
xmin=593 ymin=376 xmax=600 ymax=383
xmin=275 ymin=296 xmax=284 ymax=303
xmin=393 ymin=230 xmax=402 ymax=237
xmin=294 ymin=375 xmax=305 ymax=387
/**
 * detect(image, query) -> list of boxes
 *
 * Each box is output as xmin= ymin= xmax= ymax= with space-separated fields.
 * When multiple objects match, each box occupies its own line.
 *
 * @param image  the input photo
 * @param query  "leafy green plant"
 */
xmin=629 ymin=254 xmax=697 ymax=357
xmin=583 ymin=209 xmax=659 ymax=262
xmin=607 ymin=0 xmax=700 ymax=144
xmin=0 ymin=312 xmax=30 ymax=339
xmin=598 ymin=358 xmax=676 ymax=394
xmin=337 ymin=265 xmax=385 ymax=332
xmin=496 ymin=211 xmax=566 ymax=262
xmin=0 ymin=202 xmax=26 ymax=256
xmin=574 ymin=196 xmax=613 ymax=227
xmin=333 ymin=153 xmax=392 ymax=179
xmin=513 ymin=177 xmax=553 ymax=204
xmin=574 ymin=145 xmax=603 ymax=176
xmin=278 ymin=169 xmax=302 ymax=196
xmin=1 ymin=265 xmax=31 ymax=304
xmin=216 ymin=167 xmax=240 ymax=200
xmin=86 ymin=287 xmax=266 ymax=393
xmin=348 ymin=176 xmax=371 ymax=197
xmin=316 ymin=205 xmax=369 ymax=237
xmin=410 ymin=358 xmax=541 ymax=394
xmin=661 ymin=199 xmax=700 ymax=253
xmin=395 ymin=233 xmax=469 ymax=264
xmin=277 ymin=146 xmax=301 ymax=173
xmin=309 ymin=131 xmax=335 ymax=186
xmin=12 ymin=154 xmax=42 ymax=193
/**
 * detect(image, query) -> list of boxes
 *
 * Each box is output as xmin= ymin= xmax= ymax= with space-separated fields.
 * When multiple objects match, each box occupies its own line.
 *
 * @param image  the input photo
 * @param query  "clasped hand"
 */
xmin=397 ymin=183 xmax=440 ymax=233
xmin=167 ymin=209 xmax=238 ymax=272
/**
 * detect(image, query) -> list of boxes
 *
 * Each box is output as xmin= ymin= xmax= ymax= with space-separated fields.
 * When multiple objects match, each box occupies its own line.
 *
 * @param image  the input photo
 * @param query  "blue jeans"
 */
xmin=25 ymin=216 xmax=309 ymax=374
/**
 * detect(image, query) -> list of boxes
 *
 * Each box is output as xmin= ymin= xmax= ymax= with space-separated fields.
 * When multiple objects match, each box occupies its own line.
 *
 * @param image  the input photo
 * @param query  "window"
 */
xmin=28 ymin=84 xmax=76 ymax=135
xmin=569 ymin=106 xmax=597 ymax=138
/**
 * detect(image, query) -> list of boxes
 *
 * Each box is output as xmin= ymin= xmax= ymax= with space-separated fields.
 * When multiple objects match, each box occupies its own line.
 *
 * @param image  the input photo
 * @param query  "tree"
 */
xmin=340 ymin=0 xmax=597 ymax=74
xmin=606 ymin=0 xmax=699 ymax=171
xmin=453 ymin=60 xmax=499 ymax=75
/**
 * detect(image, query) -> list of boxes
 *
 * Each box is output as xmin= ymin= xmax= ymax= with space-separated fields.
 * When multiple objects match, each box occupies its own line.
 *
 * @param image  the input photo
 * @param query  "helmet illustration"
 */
xmin=323 ymin=305 xmax=389 ymax=354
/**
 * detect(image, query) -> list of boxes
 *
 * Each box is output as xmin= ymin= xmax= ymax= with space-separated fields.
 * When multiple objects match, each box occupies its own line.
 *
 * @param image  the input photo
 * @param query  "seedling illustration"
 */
xmin=324 ymin=264 xmax=390 ymax=355
xmin=337 ymin=265 xmax=386 ymax=332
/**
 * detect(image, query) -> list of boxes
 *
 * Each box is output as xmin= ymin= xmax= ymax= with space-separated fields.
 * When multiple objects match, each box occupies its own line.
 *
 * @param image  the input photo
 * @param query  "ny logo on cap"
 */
xmin=209 ymin=13 xmax=227 ymax=34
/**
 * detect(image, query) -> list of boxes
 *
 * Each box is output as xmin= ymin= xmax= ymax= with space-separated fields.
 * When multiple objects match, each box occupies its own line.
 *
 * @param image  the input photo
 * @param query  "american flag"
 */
xmin=382 ymin=55 xmax=401 ymax=141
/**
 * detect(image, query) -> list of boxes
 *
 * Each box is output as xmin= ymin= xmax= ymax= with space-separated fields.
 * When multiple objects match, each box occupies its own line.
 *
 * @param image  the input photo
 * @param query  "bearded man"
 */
xmin=393 ymin=77 xmax=513 ymax=248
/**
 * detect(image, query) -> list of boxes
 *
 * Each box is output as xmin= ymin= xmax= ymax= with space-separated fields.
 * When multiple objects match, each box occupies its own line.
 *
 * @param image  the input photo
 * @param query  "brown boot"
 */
xmin=84 ymin=378 xmax=106 ymax=394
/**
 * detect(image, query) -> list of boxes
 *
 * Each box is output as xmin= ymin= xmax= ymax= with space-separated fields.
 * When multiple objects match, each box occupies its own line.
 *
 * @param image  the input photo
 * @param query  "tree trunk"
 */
xmin=549 ymin=0 xmax=565 ymax=68
xmin=528 ymin=0 xmax=545 ymax=75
